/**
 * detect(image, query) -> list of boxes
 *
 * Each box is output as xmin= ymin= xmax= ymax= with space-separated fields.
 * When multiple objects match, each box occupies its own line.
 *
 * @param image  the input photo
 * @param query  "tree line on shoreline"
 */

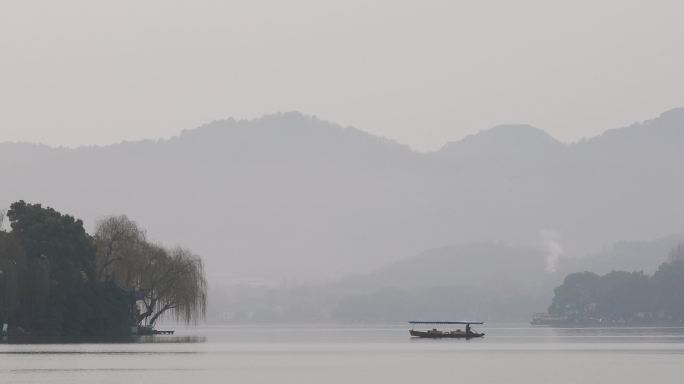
xmin=0 ymin=201 xmax=206 ymax=337
xmin=549 ymin=244 xmax=684 ymax=324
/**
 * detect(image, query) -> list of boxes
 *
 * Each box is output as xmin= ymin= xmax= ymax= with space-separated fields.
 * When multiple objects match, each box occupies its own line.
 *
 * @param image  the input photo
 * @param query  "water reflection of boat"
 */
xmin=409 ymin=321 xmax=485 ymax=339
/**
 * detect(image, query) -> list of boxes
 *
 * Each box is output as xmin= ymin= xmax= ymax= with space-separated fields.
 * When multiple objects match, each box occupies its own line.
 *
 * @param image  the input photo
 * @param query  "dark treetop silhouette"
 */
xmin=548 ymin=245 xmax=684 ymax=325
xmin=0 ymin=201 xmax=206 ymax=337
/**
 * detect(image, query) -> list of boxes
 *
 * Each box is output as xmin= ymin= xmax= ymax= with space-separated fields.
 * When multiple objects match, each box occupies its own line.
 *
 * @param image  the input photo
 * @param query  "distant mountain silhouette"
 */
xmin=335 ymin=243 xmax=550 ymax=293
xmin=2 ymin=109 xmax=684 ymax=282
xmin=436 ymin=124 xmax=564 ymax=158
xmin=326 ymin=242 xmax=554 ymax=320
xmin=319 ymin=234 xmax=684 ymax=322
xmin=561 ymin=233 xmax=684 ymax=275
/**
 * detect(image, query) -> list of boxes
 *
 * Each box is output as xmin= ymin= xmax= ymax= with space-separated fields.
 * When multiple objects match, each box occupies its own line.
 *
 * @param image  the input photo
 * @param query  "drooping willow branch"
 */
xmin=94 ymin=216 xmax=207 ymax=327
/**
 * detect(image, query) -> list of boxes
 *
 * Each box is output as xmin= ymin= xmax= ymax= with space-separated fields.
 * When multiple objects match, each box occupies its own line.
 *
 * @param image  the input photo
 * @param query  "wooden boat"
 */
xmin=409 ymin=321 xmax=485 ymax=339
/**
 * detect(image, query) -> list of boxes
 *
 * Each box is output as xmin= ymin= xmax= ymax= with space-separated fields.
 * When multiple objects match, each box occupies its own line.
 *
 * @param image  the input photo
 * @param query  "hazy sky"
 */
xmin=1 ymin=0 xmax=683 ymax=151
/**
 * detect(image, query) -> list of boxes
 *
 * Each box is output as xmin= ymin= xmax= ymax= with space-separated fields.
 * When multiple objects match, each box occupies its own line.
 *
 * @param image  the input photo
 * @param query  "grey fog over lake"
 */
xmin=2 ymin=1 xmax=684 ymax=383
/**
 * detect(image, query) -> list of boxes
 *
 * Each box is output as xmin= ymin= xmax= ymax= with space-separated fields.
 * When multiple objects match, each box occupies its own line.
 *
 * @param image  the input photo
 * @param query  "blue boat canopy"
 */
xmin=409 ymin=321 xmax=484 ymax=325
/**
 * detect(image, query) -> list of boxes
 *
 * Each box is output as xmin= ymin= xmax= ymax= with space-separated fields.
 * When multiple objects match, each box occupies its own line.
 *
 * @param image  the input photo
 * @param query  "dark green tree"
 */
xmin=0 ymin=230 xmax=27 ymax=328
xmin=652 ymin=260 xmax=684 ymax=320
xmin=5 ymin=201 xmax=134 ymax=336
xmin=550 ymin=244 xmax=684 ymax=324
xmin=549 ymin=271 xmax=600 ymax=320
xmin=594 ymin=271 xmax=651 ymax=321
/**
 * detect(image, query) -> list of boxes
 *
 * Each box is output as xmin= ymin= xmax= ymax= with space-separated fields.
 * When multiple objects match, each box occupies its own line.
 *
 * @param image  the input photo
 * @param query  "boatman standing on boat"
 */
xmin=466 ymin=324 xmax=471 ymax=335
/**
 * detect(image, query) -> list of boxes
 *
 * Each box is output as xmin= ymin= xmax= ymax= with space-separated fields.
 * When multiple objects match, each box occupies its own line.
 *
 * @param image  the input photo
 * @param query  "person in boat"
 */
xmin=466 ymin=324 xmax=472 ymax=335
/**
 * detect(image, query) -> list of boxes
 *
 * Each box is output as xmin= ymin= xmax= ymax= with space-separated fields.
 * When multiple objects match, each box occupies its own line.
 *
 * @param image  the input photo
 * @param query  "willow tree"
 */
xmin=136 ymin=246 xmax=207 ymax=327
xmin=94 ymin=215 xmax=147 ymax=285
xmin=94 ymin=216 xmax=207 ymax=328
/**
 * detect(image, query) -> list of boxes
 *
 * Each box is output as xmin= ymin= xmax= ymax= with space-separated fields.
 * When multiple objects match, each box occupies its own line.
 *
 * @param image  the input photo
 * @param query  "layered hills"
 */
xmin=2 ymin=109 xmax=684 ymax=284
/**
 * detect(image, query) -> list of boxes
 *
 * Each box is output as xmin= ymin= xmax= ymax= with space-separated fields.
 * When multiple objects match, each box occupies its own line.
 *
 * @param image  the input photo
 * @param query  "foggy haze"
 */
xmin=4 ymin=3 xmax=684 ymax=383
xmin=2 ymin=108 xmax=683 ymax=287
xmin=1 ymin=0 xmax=684 ymax=151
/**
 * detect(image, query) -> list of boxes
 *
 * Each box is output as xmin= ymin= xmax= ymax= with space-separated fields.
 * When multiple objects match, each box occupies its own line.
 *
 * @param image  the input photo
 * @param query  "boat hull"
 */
xmin=409 ymin=330 xmax=484 ymax=339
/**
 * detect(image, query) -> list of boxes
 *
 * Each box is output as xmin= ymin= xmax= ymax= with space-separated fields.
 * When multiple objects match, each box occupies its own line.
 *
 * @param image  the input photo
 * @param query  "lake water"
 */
xmin=2 ymin=324 xmax=684 ymax=383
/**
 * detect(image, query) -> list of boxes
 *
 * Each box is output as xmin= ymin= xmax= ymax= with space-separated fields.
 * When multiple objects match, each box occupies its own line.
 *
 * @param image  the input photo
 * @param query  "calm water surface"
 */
xmin=2 ymin=324 xmax=684 ymax=383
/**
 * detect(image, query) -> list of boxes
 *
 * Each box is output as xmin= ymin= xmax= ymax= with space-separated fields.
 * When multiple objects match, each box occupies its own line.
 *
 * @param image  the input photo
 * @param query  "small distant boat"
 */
xmin=409 ymin=321 xmax=485 ymax=339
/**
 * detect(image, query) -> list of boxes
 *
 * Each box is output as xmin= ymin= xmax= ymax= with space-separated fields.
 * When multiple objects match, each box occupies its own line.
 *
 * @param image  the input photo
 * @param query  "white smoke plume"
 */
xmin=540 ymin=229 xmax=565 ymax=273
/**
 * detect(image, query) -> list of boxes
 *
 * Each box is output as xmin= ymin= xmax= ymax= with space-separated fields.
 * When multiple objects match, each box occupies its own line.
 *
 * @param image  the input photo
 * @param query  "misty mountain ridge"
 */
xmin=332 ymin=232 xmax=684 ymax=299
xmin=582 ymin=107 xmax=684 ymax=147
xmin=171 ymin=112 xmax=417 ymax=166
xmin=1 ymin=108 xmax=684 ymax=282
xmin=208 ymin=234 xmax=684 ymax=322
xmin=5 ymin=107 xmax=681 ymax=162
xmin=436 ymin=124 xmax=565 ymax=159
